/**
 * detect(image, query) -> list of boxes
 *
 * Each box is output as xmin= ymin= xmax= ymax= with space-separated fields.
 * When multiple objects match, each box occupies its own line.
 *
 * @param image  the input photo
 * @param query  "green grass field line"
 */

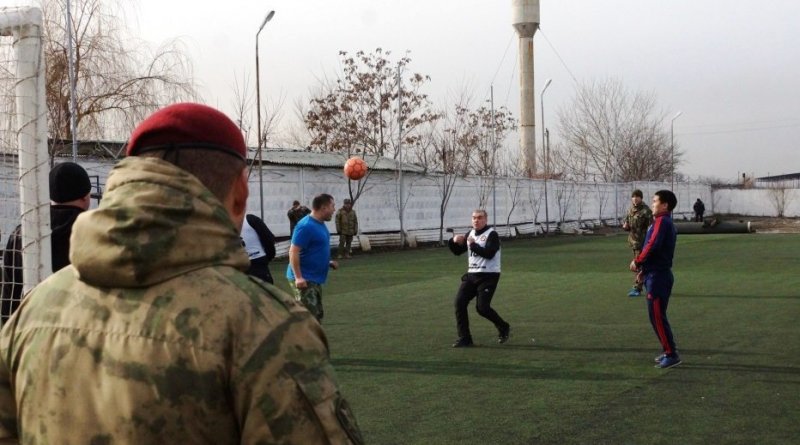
xmin=273 ymin=234 xmax=800 ymax=444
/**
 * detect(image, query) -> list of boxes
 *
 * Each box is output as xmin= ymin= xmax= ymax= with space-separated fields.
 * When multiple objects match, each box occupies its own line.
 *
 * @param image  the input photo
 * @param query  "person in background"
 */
xmin=0 ymin=103 xmax=363 ymax=444
xmin=622 ymin=189 xmax=653 ymax=297
xmin=693 ymin=198 xmax=705 ymax=222
xmin=335 ymin=198 xmax=359 ymax=259
xmin=1 ymin=161 xmax=92 ymax=323
xmin=241 ymin=213 xmax=276 ymax=284
xmin=287 ymin=200 xmax=311 ymax=236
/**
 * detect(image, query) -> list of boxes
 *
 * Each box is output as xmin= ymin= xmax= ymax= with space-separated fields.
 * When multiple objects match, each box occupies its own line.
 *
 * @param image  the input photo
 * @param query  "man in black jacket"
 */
xmin=1 ymin=162 xmax=92 ymax=323
xmin=693 ymin=198 xmax=705 ymax=222
xmin=447 ymin=209 xmax=510 ymax=347
xmin=241 ymin=213 xmax=276 ymax=284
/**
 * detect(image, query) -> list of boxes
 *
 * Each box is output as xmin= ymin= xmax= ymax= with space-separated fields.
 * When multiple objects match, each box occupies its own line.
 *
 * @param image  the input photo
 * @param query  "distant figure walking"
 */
xmin=693 ymin=198 xmax=705 ymax=222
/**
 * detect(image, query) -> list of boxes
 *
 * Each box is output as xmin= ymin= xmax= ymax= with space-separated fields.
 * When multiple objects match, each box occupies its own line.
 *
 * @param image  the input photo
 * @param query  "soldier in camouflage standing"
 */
xmin=335 ymin=198 xmax=359 ymax=258
xmin=622 ymin=189 xmax=653 ymax=297
xmin=0 ymin=103 xmax=363 ymax=444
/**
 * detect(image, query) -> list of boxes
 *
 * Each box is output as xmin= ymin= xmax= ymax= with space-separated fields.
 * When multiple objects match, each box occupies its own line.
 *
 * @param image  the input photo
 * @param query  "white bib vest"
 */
xmin=467 ymin=227 xmax=501 ymax=273
xmin=241 ymin=217 xmax=266 ymax=260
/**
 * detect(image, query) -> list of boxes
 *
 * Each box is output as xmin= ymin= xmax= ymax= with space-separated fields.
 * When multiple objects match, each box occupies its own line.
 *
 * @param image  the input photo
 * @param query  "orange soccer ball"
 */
xmin=344 ymin=156 xmax=368 ymax=180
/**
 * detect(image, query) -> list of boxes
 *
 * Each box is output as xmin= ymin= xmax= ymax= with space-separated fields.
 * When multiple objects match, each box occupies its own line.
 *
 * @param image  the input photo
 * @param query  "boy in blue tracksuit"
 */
xmin=630 ymin=190 xmax=681 ymax=369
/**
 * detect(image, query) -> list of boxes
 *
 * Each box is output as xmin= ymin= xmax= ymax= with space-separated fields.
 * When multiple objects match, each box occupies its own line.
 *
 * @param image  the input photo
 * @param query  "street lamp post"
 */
xmin=540 ymin=78 xmax=552 ymax=234
xmin=66 ymin=0 xmax=78 ymax=162
xmin=255 ymin=10 xmax=275 ymax=220
xmin=670 ymin=111 xmax=682 ymax=190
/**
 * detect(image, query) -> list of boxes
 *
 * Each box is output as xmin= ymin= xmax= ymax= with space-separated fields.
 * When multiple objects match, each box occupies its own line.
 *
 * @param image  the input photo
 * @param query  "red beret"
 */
xmin=126 ymin=103 xmax=247 ymax=160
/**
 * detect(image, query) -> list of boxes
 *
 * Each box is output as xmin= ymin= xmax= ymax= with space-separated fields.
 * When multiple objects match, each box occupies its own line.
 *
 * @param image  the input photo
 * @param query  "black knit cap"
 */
xmin=49 ymin=162 xmax=91 ymax=203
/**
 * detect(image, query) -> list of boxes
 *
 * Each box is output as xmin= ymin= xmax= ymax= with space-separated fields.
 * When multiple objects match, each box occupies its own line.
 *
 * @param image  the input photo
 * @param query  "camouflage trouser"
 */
xmin=632 ymin=249 xmax=643 ymax=290
xmin=338 ymin=235 xmax=354 ymax=256
xmin=289 ymin=281 xmax=324 ymax=321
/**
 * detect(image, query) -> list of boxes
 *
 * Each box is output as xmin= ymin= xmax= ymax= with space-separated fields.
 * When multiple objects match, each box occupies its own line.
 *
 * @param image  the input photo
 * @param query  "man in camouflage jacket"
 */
xmin=335 ymin=198 xmax=358 ymax=258
xmin=622 ymin=189 xmax=653 ymax=297
xmin=0 ymin=103 xmax=363 ymax=445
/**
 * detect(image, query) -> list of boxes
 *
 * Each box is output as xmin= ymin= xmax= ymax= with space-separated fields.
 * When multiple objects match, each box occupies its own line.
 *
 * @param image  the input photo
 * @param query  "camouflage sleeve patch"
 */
xmin=294 ymin=363 xmax=364 ymax=445
xmin=0 ymin=335 xmax=18 ymax=441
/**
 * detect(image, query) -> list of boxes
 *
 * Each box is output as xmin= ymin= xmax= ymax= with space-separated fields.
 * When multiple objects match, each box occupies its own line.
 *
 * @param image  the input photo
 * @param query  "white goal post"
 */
xmin=1 ymin=6 xmax=51 ymax=318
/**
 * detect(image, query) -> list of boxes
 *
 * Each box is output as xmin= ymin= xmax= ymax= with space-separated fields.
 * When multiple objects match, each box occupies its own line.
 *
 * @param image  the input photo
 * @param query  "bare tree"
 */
xmin=230 ymin=72 xmax=254 ymax=142
xmin=304 ymin=48 xmax=440 ymax=159
xmin=768 ymin=187 xmax=789 ymax=217
xmin=42 ymin=0 xmax=195 ymax=155
xmin=229 ymin=71 xmax=284 ymax=178
xmin=596 ymin=183 xmax=611 ymax=223
xmin=556 ymin=78 xmax=679 ymax=182
xmin=554 ymin=181 xmax=576 ymax=226
xmin=423 ymin=103 xmax=472 ymax=244
xmin=504 ymin=176 xmax=524 ymax=228
xmin=526 ymin=182 xmax=543 ymax=224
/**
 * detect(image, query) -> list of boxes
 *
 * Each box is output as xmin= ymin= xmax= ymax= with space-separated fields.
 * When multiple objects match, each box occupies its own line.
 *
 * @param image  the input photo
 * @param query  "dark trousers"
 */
xmin=645 ymin=271 xmax=677 ymax=356
xmin=246 ymin=256 xmax=274 ymax=284
xmin=454 ymin=273 xmax=507 ymax=340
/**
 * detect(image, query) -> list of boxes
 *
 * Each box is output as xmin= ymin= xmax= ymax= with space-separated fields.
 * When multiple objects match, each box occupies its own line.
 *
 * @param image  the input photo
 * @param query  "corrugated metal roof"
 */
xmin=257 ymin=149 xmax=425 ymax=173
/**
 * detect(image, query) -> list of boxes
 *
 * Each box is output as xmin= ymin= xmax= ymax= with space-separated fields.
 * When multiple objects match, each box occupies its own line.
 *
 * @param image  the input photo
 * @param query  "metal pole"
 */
xmin=491 ymin=85 xmax=496 ymax=226
xmin=66 ymin=0 xmax=78 ymax=161
xmin=254 ymin=10 xmax=275 ymax=220
xmin=670 ymin=111 xmax=683 ymax=190
xmin=397 ymin=63 xmax=405 ymax=247
xmin=539 ymin=79 xmax=552 ymax=233
xmin=544 ymin=128 xmax=550 ymax=234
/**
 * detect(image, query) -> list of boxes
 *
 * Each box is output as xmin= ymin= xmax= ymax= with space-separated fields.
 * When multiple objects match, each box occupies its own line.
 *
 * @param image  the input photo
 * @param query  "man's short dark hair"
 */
xmin=292 ymin=200 xmax=300 ymax=206
xmin=655 ymin=190 xmax=677 ymax=211
xmin=312 ymin=193 xmax=334 ymax=210
xmin=631 ymin=189 xmax=643 ymax=198
xmin=139 ymin=150 xmax=245 ymax=203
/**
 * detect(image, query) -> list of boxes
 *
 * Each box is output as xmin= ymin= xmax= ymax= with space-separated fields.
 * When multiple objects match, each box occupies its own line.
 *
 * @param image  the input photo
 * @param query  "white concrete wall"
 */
xmin=1 ymin=159 xmax=720 ymax=240
xmin=713 ymin=188 xmax=800 ymax=217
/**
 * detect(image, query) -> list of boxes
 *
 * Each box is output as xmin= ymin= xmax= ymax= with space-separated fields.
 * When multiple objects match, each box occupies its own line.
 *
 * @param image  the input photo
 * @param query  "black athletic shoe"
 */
xmin=452 ymin=338 xmax=474 ymax=348
xmin=498 ymin=324 xmax=511 ymax=344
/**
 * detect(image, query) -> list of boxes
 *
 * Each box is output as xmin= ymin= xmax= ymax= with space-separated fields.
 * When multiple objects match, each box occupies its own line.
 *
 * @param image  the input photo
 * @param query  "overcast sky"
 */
xmin=12 ymin=0 xmax=800 ymax=180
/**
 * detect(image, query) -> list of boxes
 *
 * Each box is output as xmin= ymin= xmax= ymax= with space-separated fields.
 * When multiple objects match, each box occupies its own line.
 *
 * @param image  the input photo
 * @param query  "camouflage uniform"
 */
xmin=287 ymin=205 xmax=311 ymax=236
xmin=625 ymin=202 xmax=653 ymax=290
xmin=335 ymin=207 xmax=358 ymax=257
xmin=0 ymin=157 xmax=363 ymax=445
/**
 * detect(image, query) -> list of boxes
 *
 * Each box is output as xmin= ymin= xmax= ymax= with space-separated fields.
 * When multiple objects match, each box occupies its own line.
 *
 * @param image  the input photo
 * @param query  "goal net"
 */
xmin=1 ymin=7 xmax=51 ymax=324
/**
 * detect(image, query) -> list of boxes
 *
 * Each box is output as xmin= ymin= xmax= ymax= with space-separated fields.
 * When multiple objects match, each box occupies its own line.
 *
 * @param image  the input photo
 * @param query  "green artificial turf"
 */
xmin=274 ymin=233 xmax=800 ymax=444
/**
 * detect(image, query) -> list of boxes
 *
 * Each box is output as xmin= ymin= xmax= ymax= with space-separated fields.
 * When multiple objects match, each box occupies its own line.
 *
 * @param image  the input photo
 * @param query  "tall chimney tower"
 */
xmin=512 ymin=0 xmax=540 ymax=176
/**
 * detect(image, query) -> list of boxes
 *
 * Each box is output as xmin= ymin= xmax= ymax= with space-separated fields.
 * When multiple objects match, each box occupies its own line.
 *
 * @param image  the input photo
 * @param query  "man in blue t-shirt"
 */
xmin=287 ymin=193 xmax=338 ymax=321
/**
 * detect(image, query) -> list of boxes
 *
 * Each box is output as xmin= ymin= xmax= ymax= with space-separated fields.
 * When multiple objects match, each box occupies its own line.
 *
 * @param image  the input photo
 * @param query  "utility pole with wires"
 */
xmin=491 ymin=85 xmax=497 ymax=227
xmin=396 ymin=62 xmax=406 ymax=248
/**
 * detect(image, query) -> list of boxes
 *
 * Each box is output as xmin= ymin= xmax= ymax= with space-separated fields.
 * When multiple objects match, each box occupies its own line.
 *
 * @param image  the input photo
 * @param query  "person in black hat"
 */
xmin=1 ymin=161 xmax=92 ymax=322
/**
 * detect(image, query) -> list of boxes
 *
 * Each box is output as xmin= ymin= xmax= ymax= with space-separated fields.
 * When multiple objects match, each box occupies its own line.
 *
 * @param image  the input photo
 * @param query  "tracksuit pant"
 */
xmin=455 ymin=272 xmax=508 ymax=341
xmin=644 ymin=270 xmax=678 ymax=357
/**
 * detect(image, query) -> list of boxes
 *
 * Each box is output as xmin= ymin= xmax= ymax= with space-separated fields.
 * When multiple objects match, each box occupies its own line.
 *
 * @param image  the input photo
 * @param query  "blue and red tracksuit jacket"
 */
xmin=634 ymin=211 xmax=676 ymax=273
